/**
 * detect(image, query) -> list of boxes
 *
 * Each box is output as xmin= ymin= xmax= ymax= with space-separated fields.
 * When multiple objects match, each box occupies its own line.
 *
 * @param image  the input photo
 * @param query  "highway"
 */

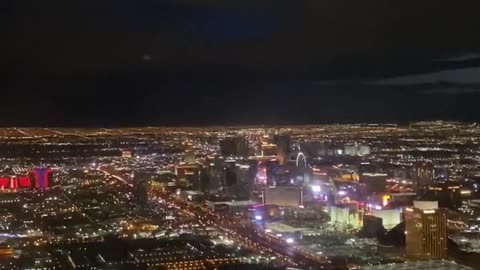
xmin=98 ymin=167 xmax=133 ymax=187
xmin=97 ymin=166 xmax=331 ymax=269
xmin=161 ymin=193 xmax=298 ymax=268
xmin=158 ymin=193 xmax=334 ymax=269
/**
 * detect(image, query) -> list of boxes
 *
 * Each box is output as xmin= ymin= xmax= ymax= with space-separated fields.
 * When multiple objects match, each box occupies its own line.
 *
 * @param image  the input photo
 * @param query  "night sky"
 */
xmin=3 ymin=0 xmax=480 ymax=126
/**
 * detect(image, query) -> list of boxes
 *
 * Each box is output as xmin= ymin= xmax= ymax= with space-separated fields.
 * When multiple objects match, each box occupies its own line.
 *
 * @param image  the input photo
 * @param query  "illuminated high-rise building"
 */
xmin=425 ymin=181 xmax=469 ymax=208
xmin=176 ymin=164 xmax=201 ymax=189
xmin=206 ymin=157 xmax=224 ymax=192
xmin=405 ymin=201 xmax=447 ymax=260
xmin=28 ymin=168 xmax=53 ymax=190
xmin=133 ymin=171 xmax=153 ymax=204
xmin=224 ymin=161 xmax=255 ymax=200
xmin=413 ymin=162 xmax=435 ymax=192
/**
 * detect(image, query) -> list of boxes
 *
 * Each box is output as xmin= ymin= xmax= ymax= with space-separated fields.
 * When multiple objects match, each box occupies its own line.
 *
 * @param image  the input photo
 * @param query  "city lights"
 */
xmin=0 ymin=123 xmax=475 ymax=269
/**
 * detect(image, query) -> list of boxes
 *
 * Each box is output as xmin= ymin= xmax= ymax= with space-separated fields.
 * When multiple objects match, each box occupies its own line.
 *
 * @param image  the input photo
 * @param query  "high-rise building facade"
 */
xmin=206 ymin=157 xmax=225 ymax=192
xmin=413 ymin=162 xmax=435 ymax=192
xmin=176 ymin=164 xmax=201 ymax=189
xmin=28 ymin=168 xmax=53 ymax=190
xmin=405 ymin=202 xmax=447 ymax=260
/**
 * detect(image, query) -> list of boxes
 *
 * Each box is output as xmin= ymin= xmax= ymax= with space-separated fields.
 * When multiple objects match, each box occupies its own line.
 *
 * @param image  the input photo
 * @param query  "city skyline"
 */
xmin=3 ymin=1 xmax=480 ymax=269
xmin=0 ymin=123 xmax=476 ymax=268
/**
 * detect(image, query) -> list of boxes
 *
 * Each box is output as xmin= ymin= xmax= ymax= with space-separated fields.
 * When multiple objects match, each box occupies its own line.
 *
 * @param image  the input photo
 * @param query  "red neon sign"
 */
xmin=0 ymin=177 xmax=30 ymax=190
xmin=0 ymin=168 xmax=52 ymax=190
